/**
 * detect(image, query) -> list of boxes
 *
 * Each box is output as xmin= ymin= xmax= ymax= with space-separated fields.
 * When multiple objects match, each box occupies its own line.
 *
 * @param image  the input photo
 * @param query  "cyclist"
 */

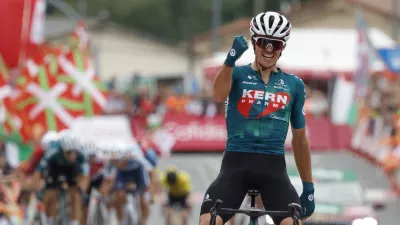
xmin=36 ymin=130 xmax=89 ymax=225
xmin=138 ymin=138 xmax=161 ymax=202
xmin=87 ymin=152 xmax=113 ymax=197
xmin=84 ymin=151 xmax=114 ymax=225
xmin=199 ymin=11 xmax=315 ymax=225
xmin=161 ymin=166 xmax=192 ymax=225
xmin=15 ymin=130 xmax=60 ymax=206
xmin=18 ymin=131 xmax=59 ymax=177
xmin=107 ymin=142 xmax=151 ymax=225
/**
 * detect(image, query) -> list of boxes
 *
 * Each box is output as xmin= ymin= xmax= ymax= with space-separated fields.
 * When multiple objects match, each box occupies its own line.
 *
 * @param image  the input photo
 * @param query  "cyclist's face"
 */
xmin=89 ymin=155 xmax=96 ymax=163
xmin=116 ymin=159 xmax=127 ymax=168
xmin=254 ymin=39 xmax=283 ymax=69
xmin=64 ymin=151 xmax=77 ymax=162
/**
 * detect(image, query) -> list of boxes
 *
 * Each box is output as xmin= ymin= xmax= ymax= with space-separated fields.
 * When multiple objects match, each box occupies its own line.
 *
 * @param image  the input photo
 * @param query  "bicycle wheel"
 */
xmin=125 ymin=194 xmax=139 ymax=225
xmin=32 ymin=206 xmax=47 ymax=225
xmin=56 ymin=191 xmax=69 ymax=225
xmin=95 ymin=199 xmax=108 ymax=225
xmin=87 ymin=190 xmax=101 ymax=225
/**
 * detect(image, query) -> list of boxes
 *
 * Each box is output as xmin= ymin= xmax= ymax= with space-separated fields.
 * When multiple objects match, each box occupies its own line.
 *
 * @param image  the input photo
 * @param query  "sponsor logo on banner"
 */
xmin=163 ymin=121 xmax=227 ymax=142
xmin=148 ymin=114 xmax=346 ymax=151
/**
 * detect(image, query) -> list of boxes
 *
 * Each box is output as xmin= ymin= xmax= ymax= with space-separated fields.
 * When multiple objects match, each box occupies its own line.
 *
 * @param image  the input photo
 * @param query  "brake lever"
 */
xmin=288 ymin=203 xmax=301 ymax=225
xmin=210 ymin=200 xmax=223 ymax=225
xmin=210 ymin=199 xmax=223 ymax=213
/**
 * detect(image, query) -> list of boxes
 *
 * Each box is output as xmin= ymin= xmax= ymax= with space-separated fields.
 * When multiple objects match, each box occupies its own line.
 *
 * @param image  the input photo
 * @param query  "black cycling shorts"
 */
xmin=168 ymin=193 xmax=189 ymax=209
xmin=45 ymin=161 xmax=81 ymax=189
xmin=88 ymin=175 xmax=104 ymax=195
xmin=200 ymin=151 xmax=301 ymax=225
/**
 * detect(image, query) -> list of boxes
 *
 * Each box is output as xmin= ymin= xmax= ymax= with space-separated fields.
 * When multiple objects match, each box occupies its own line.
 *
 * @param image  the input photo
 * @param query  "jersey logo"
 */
xmin=237 ymin=89 xmax=291 ymax=118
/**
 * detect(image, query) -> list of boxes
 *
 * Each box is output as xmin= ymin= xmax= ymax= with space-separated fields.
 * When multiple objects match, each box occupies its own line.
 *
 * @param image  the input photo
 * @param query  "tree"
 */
xmin=83 ymin=0 xmax=306 ymax=44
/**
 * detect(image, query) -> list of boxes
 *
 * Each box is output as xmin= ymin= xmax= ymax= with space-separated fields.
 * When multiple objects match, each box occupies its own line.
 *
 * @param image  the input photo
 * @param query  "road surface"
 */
xmin=149 ymin=151 xmax=400 ymax=225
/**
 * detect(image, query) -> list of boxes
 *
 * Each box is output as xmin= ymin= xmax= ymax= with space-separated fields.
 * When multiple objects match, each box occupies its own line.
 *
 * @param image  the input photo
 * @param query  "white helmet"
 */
xmin=58 ymin=129 xmax=82 ymax=152
xmin=107 ymin=142 xmax=128 ymax=160
xmin=250 ymin=11 xmax=291 ymax=43
xmin=41 ymin=131 xmax=59 ymax=149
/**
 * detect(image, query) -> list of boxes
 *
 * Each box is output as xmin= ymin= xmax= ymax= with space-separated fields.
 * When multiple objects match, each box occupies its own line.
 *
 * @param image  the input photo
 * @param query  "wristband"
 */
xmin=224 ymin=49 xmax=237 ymax=67
xmin=224 ymin=57 xmax=235 ymax=67
xmin=302 ymin=182 xmax=314 ymax=190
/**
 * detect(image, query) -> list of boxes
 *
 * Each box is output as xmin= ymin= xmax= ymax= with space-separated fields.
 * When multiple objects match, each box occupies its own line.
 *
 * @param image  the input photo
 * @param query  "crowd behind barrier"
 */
xmin=103 ymin=78 xmax=329 ymax=119
xmin=351 ymin=72 xmax=400 ymax=196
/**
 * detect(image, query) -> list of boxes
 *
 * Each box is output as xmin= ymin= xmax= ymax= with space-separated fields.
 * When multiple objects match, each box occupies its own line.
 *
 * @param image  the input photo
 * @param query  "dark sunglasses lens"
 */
xmin=256 ymin=39 xmax=283 ymax=50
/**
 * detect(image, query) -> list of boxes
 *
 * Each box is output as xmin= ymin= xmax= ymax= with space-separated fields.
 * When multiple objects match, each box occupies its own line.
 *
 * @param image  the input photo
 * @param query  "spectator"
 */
xmin=108 ymin=76 xmax=117 ymax=90
xmin=0 ymin=139 xmax=12 ymax=177
xmin=165 ymin=88 xmax=189 ymax=113
xmin=104 ymin=91 xmax=132 ymax=115
xmin=185 ymin=95 xmax=203 ymax=116
xmin=304 ymin=86 xmax=328 ymax=118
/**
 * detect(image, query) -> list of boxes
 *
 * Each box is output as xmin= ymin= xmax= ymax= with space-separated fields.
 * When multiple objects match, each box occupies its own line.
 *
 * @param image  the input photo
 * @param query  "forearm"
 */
xmin=292 ymin=137 xmax=313 ymax=182
xmin=213 ymin=66 xmax=233 ymax=102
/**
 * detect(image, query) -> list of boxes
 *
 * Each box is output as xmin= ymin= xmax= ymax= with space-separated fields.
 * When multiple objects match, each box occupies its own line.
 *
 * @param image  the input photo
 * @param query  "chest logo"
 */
xmin=237 ymin=89 xmax=291 ymax=118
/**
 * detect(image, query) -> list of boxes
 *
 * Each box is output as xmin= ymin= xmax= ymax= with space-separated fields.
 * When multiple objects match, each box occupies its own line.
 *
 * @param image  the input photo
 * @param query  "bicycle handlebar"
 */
xmin=210 ymin=199 xmax=301 ymax=225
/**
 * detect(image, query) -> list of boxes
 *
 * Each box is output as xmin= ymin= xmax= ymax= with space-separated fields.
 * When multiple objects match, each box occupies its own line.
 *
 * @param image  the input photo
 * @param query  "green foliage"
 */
xmin=81 ymin=0 xmax=306 ymax=43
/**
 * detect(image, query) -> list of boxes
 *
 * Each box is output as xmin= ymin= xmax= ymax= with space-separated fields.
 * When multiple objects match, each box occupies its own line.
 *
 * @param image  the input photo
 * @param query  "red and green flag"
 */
xmin=57 ymin=49 xmax=108 ymax=116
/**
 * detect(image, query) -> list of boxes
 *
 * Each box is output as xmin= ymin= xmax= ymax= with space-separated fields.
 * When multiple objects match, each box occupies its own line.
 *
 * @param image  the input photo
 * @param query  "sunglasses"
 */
xmin=253 ymin=37 xmax=285 ymax=51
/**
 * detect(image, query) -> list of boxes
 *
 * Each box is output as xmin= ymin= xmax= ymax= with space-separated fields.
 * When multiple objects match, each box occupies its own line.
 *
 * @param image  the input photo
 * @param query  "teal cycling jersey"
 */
xmin=225 ymin=65 xmax=306 ymax=154
xmin=36 ymin=149 xmax=88 ymax=175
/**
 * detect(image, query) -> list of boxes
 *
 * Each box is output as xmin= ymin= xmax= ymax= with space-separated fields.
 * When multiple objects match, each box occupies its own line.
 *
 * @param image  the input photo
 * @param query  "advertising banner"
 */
xmin=70 ymin=115 xmax=137 ymax=149
xmin=131 ymin=114 xmax=350 ymax=152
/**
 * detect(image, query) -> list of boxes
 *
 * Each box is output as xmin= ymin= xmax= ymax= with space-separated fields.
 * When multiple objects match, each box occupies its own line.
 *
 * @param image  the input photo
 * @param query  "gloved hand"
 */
xmin=224 ymin=36 xmax=249 ymax=67
xmin=300 ymin=182 xmax=315 ymax=218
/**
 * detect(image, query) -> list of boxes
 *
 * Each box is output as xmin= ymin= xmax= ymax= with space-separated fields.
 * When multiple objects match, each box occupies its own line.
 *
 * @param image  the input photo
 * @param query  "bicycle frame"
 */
xmin=57 ymin=187 xmax=69 ymax=225
xmin=124 ymin=185 xmax=141 ymax=225
xmin=210 ymin=190 xmax=301 ymax=225
xmin=88 ymin=189 xmax=108 ymax=225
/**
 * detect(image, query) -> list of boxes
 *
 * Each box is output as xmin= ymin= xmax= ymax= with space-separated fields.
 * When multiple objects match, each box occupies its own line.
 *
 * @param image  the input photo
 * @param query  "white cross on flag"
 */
xmin=13 ymin=59 xmax=81 ymax=133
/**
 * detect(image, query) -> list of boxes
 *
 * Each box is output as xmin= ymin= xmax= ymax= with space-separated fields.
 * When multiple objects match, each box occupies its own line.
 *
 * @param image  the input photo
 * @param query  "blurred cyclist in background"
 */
xmin=36 ymin=130 xmax=89 ymax=225
xmin=139 ymin=138 xmax=161 ymax=202
xmin=107 ymin=142 xmax=151 ymax=225
xmin=84 ymin=151 xmax=114 ymax=225
xmin=15 ymin=130 xmax=59 ymax=207
xmin=18 ymin=131 xmax=58 ymax=179
xmin=161 ymin=166 xmax=192 ymax=225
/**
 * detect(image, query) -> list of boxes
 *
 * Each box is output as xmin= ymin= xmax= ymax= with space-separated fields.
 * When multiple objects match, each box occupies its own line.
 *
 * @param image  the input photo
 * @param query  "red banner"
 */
xmin=131 ymin=113 xmax=352 ymax=152
xmin=0 ymin=0 xmax=46 ymax=68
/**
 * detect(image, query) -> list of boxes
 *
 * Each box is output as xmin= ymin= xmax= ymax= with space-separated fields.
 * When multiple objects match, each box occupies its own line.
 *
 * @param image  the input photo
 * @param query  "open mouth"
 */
xmin=262 ymin=53 xmax=274 ymax=59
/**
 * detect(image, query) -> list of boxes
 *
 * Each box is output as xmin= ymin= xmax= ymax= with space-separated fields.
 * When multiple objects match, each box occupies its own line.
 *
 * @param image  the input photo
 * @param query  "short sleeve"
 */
xmin=290 ymin=76 xmax=306 ymax=129
xmin=36 ymin=157 xmax=48 ymax=173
